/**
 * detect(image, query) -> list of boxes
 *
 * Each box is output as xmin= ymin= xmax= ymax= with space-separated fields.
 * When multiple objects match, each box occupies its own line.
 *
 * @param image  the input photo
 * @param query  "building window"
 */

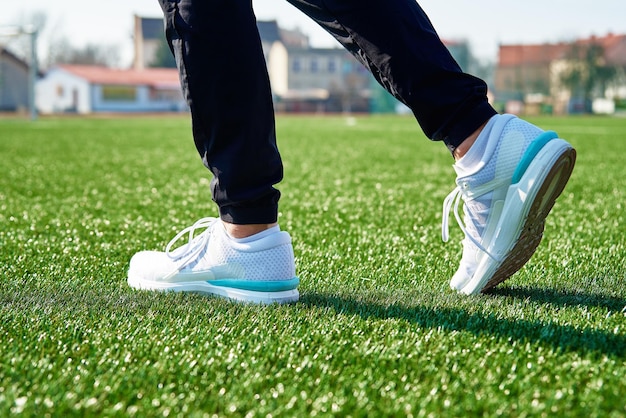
xmin=102 ymin=85 xmax=137 ymax=101
xmin=149 ymin=87 xmax=180 ymax=102
xmin=293 ymin=58 xmax=301 ymax=73
xmin=328 ymin=59 xmax=336 ymax=73
xmin=310 ymin=58 xmax=318 ymax=73
xmin=56 ymin=85 xmax=64 ymax=98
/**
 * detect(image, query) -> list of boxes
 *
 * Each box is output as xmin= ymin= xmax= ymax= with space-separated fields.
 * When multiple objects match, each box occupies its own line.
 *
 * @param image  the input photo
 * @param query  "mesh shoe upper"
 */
xmin=442 ymin=114 xmax=556 ymax=292
xmin=128 ymin=217 xmax=297 ymax=284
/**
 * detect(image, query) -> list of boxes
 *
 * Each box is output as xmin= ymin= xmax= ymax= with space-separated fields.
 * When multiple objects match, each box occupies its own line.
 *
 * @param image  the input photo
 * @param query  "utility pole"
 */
xmin=27 ymin=26 xmax=38 ymax=121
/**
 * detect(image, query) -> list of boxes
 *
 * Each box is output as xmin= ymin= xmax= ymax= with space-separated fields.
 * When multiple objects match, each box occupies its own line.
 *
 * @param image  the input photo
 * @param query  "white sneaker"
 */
xmin=442 ymin=114 xmax=576 ymax=294
xmin=127 ymin=218 xmax=299 ymax=304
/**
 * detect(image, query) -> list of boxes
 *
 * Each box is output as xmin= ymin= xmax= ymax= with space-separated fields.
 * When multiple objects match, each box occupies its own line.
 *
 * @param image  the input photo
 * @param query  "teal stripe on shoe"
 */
xmin=512 ymin=131 xmax=559 ymax=183
xmin=207 ymin=277 xmax=300 ymax=292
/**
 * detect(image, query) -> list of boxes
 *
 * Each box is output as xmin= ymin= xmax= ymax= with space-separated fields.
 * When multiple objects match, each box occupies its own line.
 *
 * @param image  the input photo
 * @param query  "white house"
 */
xmin=36 ymin=65 xmax=185 ymax=114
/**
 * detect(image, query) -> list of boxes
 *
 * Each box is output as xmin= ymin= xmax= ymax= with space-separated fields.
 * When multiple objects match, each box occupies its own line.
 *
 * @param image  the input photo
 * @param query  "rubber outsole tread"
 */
xmin=481 ymin=147 xmax=576 ymax=292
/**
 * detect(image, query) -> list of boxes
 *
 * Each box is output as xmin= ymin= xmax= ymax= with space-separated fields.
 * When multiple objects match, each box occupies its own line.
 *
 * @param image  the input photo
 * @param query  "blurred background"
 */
xmin=1 ymin=0 xmax=625 ymax=118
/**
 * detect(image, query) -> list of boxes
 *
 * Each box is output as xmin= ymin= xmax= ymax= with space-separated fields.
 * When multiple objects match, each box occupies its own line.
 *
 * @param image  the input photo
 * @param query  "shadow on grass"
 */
xmin=299 ymin=292 xmax=626 ymax=358
xmin=488 ymin=286 xmax=626 ymax=312
xmin=4 ymin=281 xmax=624 ymax=359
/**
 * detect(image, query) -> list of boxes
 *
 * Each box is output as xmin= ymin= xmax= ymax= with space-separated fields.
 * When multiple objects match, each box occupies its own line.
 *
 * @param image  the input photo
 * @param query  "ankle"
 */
xmin=453 ymin=121 xmax=488 ymax=161
xmin=222 ymin=221 xmax=278 ymax=239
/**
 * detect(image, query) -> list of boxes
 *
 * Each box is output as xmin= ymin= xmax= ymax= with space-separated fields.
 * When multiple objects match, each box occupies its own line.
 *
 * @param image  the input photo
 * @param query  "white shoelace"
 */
xmin=165 ymin=217 xmax=220 ymax=276
xmin=442 ymin=187 xmax=500 ymax=262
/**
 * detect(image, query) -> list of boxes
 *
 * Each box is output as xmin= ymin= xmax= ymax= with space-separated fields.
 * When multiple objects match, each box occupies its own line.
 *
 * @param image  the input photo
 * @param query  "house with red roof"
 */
xmin=494 ymin=33 xmax=626 ymax=114
xmin=36 ymin=65 xmax=185 ymax=114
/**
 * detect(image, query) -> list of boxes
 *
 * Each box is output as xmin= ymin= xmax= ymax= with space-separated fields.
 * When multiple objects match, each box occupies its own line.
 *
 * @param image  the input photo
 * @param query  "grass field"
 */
xmin=1 ymin=114 xmax=625 ymax=416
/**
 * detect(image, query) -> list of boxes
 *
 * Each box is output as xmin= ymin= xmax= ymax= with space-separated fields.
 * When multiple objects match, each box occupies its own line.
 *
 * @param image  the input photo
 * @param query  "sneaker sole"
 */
xmin=128 ymin=276 xmax=300 ymax=304
xmin=459 ymin=138 xmax=576 ymax=295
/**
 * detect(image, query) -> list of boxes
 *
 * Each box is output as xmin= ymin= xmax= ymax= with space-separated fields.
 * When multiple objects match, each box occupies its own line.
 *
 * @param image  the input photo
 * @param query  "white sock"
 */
xmin=454 ymin=114 xmax=500 ymax=177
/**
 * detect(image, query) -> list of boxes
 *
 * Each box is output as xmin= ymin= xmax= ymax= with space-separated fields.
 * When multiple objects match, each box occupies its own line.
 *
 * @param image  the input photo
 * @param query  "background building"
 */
xmin=36 ymin=65 xmax=184 ymax=114
xmin=132 ymin=16 xmax=375 ymax=112
xmin=494 ymin=33 xmax=626 ymax=114
xmin=0 ymin=45 xmax=30 ymax=112
xmin=131 ymin=16 xmax=474 ymax=114
xmin=132 ymin=15 xmax=165 ymax=70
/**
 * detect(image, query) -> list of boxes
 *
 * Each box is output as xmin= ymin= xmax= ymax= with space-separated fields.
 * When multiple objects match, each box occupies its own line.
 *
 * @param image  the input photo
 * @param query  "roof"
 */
xmin=499 ymin=33 xmax=626 ymax=67
xmin=596 ymin=33 xmax=626 ymax=66
xmin=134 ymin=17 xmax=307 ymax=49
xmin=0 ymin=46 xmax=30 ymax=70
xmin=56 ymin=65 xmax=180 ymax=88
xmin=279 ymin=27 xmax=309 ymax=48
xmin=499 ymin=43 xmax=571 ymax=67
xmin=257 ymin=21 xmax=282 ymax=44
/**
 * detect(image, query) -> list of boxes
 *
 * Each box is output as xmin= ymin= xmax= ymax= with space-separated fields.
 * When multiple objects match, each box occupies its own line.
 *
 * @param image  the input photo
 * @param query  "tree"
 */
xmin=46 ymin=36 xmax=120 ymax=67
xmin=559 ymin=43 xmax=618 ymax=106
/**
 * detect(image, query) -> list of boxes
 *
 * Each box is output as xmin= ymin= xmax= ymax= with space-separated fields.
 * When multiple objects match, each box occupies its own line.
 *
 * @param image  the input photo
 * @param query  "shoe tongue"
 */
xmin=453 ymin=162 xmax=477 ymax=179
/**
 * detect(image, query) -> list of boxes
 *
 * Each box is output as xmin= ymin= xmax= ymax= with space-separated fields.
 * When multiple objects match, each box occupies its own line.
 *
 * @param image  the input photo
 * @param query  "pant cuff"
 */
xmin=219 ymin=204 xmax=279 ymax=225
xmin=441 ymin=102 xmax=498 ymax=154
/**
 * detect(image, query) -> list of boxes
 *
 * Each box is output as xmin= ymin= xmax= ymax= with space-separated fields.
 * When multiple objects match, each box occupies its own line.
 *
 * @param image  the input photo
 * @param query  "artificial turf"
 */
xmin=0 ymin=114 xmax=624 ymax=416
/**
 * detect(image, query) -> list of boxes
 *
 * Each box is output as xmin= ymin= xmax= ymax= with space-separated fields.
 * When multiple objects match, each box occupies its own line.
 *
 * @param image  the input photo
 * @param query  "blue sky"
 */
xmin=3 ymin=0 xmax=625 ymax=66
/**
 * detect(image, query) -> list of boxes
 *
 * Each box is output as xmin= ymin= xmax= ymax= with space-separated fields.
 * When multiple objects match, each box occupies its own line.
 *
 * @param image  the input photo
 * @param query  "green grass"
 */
xmin=1 ymin=114 xmax=625 ymax=417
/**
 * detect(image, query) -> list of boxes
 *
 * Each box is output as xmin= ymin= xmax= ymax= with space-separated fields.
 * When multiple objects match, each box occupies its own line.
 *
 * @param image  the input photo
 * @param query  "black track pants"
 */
xmin=157 ymin=0 xmax=497 ymax=224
